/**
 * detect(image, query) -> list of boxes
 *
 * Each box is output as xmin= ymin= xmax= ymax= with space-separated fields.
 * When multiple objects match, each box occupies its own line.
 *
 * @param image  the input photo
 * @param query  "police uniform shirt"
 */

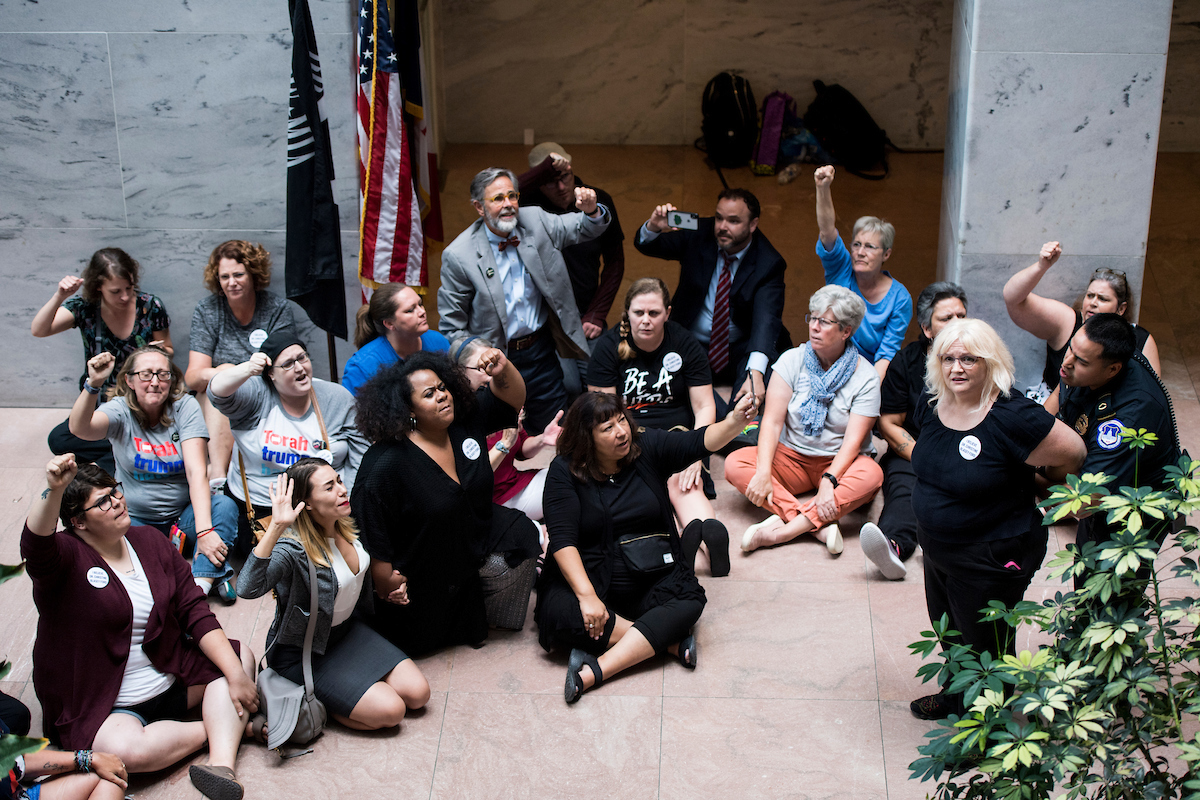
xmin=1056 ymin=357 xmax=1178 ymax=491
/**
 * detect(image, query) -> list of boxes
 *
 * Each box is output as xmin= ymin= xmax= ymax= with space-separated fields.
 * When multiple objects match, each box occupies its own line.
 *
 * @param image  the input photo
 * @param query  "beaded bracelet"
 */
xmin=75 ymin=750 xmax=92 ymax=773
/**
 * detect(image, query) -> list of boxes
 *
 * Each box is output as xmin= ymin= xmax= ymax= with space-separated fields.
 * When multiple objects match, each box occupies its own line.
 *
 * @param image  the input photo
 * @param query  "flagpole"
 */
xmin=327 ymin=331 xmax=339 ymax=384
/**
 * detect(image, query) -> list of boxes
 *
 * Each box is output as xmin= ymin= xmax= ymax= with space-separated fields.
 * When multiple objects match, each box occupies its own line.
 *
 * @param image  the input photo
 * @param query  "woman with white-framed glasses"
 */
xmin=726 ymin=285 xmax=884 ymax=557
xmin=68 ymin=344 xmax=241 ymax=603
xmin=208 ymin=331 xmax=368 ymax=549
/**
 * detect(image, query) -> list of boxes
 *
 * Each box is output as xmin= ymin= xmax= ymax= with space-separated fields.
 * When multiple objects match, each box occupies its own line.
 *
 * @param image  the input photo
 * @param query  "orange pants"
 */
xmin=725 ymin=443 xmax=883 ymax=528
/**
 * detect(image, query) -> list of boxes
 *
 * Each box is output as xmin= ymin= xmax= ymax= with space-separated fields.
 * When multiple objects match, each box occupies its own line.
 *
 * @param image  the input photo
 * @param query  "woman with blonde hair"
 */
xmin=586 ymin=278 xmax=731 ymax=576
xmin=186 ymin=240 xmax=298 ymax=480
xmin=906 ymin=318 xmax=1084 ymax=721
xmin=342 ymin=284 xmax=450 ymax=395
xmin=68 ymin=344 xmax=240 ymax=602
xmin=238 ymin=459 xmax=429 ymax=733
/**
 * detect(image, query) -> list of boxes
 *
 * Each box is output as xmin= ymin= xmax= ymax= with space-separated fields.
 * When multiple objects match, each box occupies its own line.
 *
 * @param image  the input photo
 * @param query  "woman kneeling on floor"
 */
xmin=238 ymin=460 xmax=430 ymax=733
xmin=21 ymin=456 xmax=257 ymax=800
xmin=536 ymin=391 xmax=755 ymax=703
xmin=726 ymin=284 xmax=884 ymax=557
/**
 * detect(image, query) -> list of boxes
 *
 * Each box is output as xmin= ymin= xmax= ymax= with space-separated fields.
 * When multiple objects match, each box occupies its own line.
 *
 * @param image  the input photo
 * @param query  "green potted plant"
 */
xmin=909 ymin=429 xmax=1200 ymax=800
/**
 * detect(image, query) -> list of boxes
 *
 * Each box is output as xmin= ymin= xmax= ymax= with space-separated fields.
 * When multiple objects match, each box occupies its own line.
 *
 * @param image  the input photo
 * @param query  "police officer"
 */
xmin=1049 ymin=312 xmax=1180 ymax=556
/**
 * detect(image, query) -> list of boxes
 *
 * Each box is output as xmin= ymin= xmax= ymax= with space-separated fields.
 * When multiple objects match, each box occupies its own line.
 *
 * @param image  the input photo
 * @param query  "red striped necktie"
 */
xmin=709 ymin=253 xmax=733 ymax=374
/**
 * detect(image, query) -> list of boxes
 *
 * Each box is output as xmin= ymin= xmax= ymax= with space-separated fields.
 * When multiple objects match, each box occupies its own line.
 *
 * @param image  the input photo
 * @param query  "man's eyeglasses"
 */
xmin=274 ymin=352 xmax=310 ymax=372
xmin=805 ymin=313 xmax=841 ymax=329
xmin=83 ymin=484 xmax=125 ymax=514
xmin=486 ymin=191 xmax=520 ymax=204
xmin=132 ymin=369 xmax=172 ymax=383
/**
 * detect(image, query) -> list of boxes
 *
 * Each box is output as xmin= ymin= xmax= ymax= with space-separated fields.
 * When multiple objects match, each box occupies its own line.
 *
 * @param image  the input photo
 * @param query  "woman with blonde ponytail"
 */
xmin=341 ymin=284 xmax=450 ymax=395
xmin=586 ymin=279 xmax=732 ymax=576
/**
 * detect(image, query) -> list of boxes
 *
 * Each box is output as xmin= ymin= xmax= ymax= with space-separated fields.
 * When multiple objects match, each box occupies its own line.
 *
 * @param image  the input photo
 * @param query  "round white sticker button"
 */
xmin=86 ymin=566 xmax=110 ymax=589
xmin=248 ymin=329 xmax=268 ymax=349
xmin=462 ymin=438 xmax=481 ymax=460
xmin=663 ymin=352 xmax=683 ymax=373
xmin=958 ymin=435 xmax=982 ymax=461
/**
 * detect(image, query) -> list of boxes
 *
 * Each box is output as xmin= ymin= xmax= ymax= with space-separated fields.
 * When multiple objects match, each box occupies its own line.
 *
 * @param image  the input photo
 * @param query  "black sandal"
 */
xmin=676 ymin=633 xmax=698 ymax=670
xmin=702 ymin=520 xmax=731 ymax=577
xmin=680 ymin=519 xmax=704 ymax=570
xmin=564 ymin=648 xmax=604 ymax=704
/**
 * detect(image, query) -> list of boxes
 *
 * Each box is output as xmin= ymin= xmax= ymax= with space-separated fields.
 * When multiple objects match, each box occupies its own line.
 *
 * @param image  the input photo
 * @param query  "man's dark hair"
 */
xmin=717 ymin=188 xmax=760 ymax=221
xmin=915 ymin=282 xmax=968 ymax=331
xmin=355 ymin=351 xmax=477 ymax=443
xmin=1082 ymin=313 xmax=1136 ymax=366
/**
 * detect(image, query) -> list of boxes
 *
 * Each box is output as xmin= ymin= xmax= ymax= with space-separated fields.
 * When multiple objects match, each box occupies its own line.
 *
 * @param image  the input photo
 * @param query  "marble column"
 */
xmin=938 ymin=0 xmax=1173 ymax=387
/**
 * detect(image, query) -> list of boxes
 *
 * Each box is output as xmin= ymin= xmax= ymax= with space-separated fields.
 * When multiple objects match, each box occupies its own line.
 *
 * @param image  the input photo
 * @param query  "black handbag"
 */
xmin=616 ymin=532 xmax=675 ymax=574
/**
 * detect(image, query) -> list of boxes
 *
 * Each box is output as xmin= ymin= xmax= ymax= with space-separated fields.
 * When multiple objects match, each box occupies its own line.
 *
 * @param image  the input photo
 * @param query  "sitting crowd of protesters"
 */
xmin=8 ymin=156 xmax=1181 ymax=800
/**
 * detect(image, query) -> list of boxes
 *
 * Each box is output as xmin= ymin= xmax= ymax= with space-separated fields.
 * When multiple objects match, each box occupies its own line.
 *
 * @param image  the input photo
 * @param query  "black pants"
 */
xmin=878 ymin=451 xmax=919 ymax=561
xmin=48 ymin=418 xmax=116 ymax=476
xmin=538 ymin=558 xmax=704 ymax=657
xmin=920 ymin=527 xmax=1046 ymax=709
xmin=0 ymin=689 xmax=31 ymax=736
xmin=508 ymin=328 xmax=568 ymax=435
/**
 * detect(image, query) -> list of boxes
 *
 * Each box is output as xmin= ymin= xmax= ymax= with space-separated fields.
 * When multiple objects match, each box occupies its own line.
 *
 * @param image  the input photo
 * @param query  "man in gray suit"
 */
xmin=438 ymin=166 xmax=610 ymax=433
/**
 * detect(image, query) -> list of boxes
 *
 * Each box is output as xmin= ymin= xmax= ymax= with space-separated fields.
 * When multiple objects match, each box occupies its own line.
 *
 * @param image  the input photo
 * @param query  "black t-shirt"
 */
xmin=911 ymin=393 xmax=1055 ymax=544
xmin=879 ymin=336 xmax=930 ymax=438
xmin=601 ymin=468 xmax=666 ymax=538
xmin=1057 ymin=356 xmax=1178 ymax=492
xmin=587 ymin=321 xmax=712 ymax=430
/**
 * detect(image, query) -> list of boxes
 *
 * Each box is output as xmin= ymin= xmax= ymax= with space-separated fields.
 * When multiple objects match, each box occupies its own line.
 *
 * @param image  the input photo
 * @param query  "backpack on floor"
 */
xmin=803 ymin=80 xmax=893 ymax=180
xmin=751 ymin=91 xmax=796 ymax=176
xmin=697 ymin=72 xmax=758 ymax=173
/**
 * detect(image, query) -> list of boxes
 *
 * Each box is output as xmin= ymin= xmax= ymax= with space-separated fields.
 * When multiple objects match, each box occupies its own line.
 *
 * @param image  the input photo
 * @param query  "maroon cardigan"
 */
xmin=20 ymin=524 xmax=227 ymax=748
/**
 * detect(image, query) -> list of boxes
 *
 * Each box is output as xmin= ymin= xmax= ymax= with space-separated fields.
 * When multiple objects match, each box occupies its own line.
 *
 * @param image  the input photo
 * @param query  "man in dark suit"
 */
xmin=634 ymin=188 xmax=789 ymax=412
xmin=437 ymin=167 xmax=610 ymax=434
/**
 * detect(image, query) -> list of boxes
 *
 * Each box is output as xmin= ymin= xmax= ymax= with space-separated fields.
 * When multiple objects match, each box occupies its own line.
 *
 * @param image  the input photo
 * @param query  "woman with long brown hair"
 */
xmin=341 ymin=283 xmax=449 ymax=395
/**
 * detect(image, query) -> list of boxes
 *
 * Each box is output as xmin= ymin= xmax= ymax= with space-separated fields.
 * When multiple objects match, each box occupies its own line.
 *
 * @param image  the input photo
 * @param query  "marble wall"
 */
xmin=0 ymin=0 xmax=365 ymax=406
xmin=938 ymin=0 xmax=1172 ymax=387
xmin=432 ymin=0 xmax=1200 ymax=151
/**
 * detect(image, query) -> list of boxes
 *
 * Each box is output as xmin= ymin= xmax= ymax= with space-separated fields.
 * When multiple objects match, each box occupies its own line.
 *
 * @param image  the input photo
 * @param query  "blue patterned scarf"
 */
xmin=798 ymin=341 xmax=860 ymax=436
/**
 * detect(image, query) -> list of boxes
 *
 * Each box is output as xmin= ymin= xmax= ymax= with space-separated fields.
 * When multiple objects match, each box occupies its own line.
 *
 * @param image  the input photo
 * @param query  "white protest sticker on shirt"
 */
xmin=958 ymin=435 xmax=982 ymax=461
xmin=663 ymin=352 xmax=683 ymax=373
xmin=248 ymin=329 xmax=268 ymax=349
xmin=462 ymin=438 xmax=482 ymax=460
xmin=86 ymin=566 xmax=110 ymax=589
xmin=1096 ymin=419 xmax=1125 ymax=451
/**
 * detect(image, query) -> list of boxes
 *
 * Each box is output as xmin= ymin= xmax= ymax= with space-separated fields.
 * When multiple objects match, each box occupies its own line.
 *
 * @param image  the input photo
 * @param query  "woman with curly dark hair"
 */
xmin=185 ymin=240 xmax=298 ymax=480
xmin=536 ymin=390 xmax=755 ymax=704
xmin=351 ymin=350 xmax=541 ymax=656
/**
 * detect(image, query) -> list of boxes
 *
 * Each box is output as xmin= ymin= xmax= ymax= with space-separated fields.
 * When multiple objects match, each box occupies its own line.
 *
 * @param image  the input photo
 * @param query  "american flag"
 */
xmin=357 ymin=0 xmax=424 ymax=289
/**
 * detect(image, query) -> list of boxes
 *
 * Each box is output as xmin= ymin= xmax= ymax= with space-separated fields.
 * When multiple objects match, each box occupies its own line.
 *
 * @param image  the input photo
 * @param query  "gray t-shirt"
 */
xmin=773 ymin=345 xmax=881 ymax=457
xmin=209 ymin=377 xmax=367 ymax=507
xmin=189 ymin=291 xmax=297 ymax=367
xmin=100 ymin=393 xmax=209 ymax=521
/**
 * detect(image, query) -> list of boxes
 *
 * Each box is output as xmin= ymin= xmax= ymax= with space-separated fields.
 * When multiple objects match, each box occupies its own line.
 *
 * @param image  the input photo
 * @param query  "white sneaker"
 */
xmin=821 ymin=522 xmax=843 ymax=556
xmin=741 ymin=515 xmax=781 ymax=553
xmin=861 ymin=522 xmax=906 ymax=580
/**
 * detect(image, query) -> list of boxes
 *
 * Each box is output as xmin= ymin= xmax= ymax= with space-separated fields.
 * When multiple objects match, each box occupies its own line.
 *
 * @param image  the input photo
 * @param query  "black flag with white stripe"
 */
xmin=286 ymin=0 xmax=347 ymax=339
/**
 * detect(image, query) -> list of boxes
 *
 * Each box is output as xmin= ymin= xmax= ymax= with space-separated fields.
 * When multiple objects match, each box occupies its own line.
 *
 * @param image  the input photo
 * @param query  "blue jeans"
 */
xmin=131 ymin=493 xmax=239 ymax=581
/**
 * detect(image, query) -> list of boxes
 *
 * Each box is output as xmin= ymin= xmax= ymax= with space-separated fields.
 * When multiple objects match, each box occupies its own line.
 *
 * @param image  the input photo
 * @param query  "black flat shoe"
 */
xmin=680 ymin=519 xmax=703 ymax=570
xmin=676 ymin=632 xmax=698 ymax=669
xmin=910 ymin=692 xmax=956 ymax=720
xmin=701 ymin=519 xmax=730 ymax=577
xmin=564 ymin=648 xmax=604 ymax=704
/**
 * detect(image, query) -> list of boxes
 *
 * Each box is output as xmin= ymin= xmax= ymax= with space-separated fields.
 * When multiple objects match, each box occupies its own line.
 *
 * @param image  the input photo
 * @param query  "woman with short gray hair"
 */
xmin=726 ymin=285 xmax=883 ymax=557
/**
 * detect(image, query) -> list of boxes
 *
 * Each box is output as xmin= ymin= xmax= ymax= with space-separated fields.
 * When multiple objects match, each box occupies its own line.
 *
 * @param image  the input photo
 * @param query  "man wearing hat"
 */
xmin=517 ymin=143 xmax=625 ymax=394
xmin=438 ymin=166 xmax=611 ymax=435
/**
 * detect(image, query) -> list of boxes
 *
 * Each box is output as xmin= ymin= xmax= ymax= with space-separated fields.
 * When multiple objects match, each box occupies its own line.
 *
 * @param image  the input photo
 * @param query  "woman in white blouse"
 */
xmin=237 ymin=459 xmax=429 ymax=733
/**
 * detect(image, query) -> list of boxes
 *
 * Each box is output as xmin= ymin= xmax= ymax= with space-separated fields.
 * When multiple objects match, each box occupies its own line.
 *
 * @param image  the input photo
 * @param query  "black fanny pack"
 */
xmin=616 ymin=532 xmax=675 ymax=574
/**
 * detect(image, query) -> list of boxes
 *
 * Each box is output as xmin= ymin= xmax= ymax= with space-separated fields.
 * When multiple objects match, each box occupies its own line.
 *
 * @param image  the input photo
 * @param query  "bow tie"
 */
xmin=498 ymin=236 xmax=520 ymax=252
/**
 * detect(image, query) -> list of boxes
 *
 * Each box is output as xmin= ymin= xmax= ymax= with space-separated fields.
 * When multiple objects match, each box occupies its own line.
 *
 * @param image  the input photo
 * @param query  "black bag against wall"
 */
xmin=697 ymin=72 xmax=758 ymax=171
xmin=803 ymin=80 xmax=892 ymax=180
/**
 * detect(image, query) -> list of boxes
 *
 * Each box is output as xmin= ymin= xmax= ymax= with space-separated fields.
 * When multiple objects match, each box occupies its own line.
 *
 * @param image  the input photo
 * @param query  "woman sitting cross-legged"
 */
xmin=726 ymin=285 xmax=884 ymax=557
xmin=237 ymin=461 xmax=430 ymax=733
xmin=68 ymin=345 xmax=240 ymax=603
xmin=535 ymin=391 xmax=756 ymax=704
xmin=20 ymin=455 xmax=257 ymax=800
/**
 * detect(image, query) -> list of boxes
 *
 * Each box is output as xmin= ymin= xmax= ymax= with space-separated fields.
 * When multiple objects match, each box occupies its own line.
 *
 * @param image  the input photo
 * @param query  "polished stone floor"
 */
xmin=1 ymin=148 xmax=1197 ymax=799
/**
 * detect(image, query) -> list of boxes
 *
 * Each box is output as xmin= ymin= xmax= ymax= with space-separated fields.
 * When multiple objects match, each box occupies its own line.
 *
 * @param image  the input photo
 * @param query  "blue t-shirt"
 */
xmin=816 ymin=234 xmax=913 ymax=364
xmin=341 ymin=330 xmax=450 ymax=395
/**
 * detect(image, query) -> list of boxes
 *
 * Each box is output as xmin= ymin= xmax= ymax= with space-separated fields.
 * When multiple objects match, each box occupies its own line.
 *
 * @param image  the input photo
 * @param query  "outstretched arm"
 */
xmin=814 ymin=166 xmax=838 ymax=249
xmin=1002 ymin=241 xmax=1078 ymax=348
